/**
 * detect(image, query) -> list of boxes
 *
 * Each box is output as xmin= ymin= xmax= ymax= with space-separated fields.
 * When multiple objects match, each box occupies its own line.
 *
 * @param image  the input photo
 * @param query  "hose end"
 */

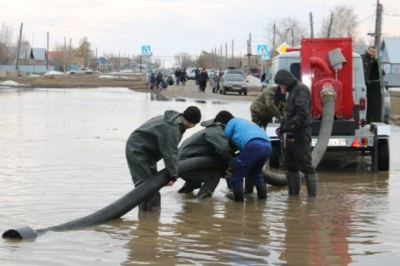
xmin=2 ymin=226 xmax=37 ymax=240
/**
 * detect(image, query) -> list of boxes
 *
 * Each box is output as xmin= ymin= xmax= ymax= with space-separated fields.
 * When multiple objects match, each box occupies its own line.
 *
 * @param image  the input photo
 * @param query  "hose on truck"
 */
xmin=263 ymin=90 xmax=336 ymax=186
xmin=2 ymin=156 xmax=226 ymax=240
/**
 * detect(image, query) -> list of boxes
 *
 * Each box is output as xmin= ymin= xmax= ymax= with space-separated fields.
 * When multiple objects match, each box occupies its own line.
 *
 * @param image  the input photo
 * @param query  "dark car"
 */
xmin=219 ymin=73 xmax=248 ymax=96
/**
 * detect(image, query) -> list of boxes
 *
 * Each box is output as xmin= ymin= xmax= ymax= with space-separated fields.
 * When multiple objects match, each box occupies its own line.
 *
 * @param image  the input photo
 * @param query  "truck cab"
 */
xmin=266 ymin=39 xmax=390 ymax=171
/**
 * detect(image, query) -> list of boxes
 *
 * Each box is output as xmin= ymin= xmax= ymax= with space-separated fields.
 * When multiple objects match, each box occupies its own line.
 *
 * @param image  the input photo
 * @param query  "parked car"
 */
xmin=69 ymin=67 xmax=93 ymax=74
xmin=219 ymin=73 xmax=248 ymax=96
xmin=186 ymin=68 xmax=198 ymax=80
xmin=223 ymin=68 xmax=245 ymax=78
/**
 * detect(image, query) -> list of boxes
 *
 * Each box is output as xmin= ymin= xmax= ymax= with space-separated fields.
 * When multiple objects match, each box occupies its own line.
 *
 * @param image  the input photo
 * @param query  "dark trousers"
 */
xmin=230 ymin=139 xmax=272 ymax=187
xmin=285 ymin=139 xmax=315 ymax=174
xmin=366 ymin=81 xmax=382 ymax=123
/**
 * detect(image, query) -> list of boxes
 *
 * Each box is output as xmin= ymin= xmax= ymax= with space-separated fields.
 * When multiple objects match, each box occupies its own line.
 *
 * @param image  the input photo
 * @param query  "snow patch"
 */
xmin=98 ymin=75 xmax=115 ymax=79
xmin=44 ymin=71 xmax=65 ymax=76
xmin=0 ymin=80 xmax=20 ymax=86
xmin=389 ymin=87 xmax=400 ymax=92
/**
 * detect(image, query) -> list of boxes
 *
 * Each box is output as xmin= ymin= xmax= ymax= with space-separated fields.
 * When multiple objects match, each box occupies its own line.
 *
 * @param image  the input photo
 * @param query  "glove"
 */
xmin=275 ymin=127 xmax=282 ymax=137
xmin=286 ymin=126 xmax=296 ymax=141
xmin=286 ymin=131 xmax=295 ymax=141
xmin=168 ymin=174 xmax=177 ymax=182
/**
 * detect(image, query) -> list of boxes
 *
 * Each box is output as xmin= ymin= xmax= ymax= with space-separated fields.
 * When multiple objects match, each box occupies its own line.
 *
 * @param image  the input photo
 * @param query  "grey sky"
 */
xmin=2 ymin=0 xmax=399 ymax=66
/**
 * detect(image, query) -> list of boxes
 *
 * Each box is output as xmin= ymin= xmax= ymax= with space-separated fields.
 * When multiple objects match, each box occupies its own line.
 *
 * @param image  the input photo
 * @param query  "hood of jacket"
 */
xmin=274 ymin=70 xmax=298 ymax=90
xmin=200 ymin=119 xmax=224 ymax=128
xmin=164 ymin=110 xmax=182 ymax=125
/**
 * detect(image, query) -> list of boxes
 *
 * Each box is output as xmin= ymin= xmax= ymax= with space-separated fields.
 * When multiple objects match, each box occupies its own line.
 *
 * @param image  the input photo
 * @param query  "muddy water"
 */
xmin=0 ymin=87 xmax=399 ymax=265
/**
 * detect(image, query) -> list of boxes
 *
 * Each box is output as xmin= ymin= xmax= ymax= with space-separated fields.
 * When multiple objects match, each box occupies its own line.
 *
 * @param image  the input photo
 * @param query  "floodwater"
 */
xmin=0 ymin=87 xmax=399 ymax=266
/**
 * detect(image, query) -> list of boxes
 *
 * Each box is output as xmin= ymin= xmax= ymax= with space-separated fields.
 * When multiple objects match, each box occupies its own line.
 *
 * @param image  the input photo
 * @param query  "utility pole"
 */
xmin=232 ymin=39 xmax=234 ymax=60
xmin=15 ymin=23 xmax=23 ymax=72
xmin=69 ymin=38 xmax=72 ymax=68
xmin=327 ymin=13 xmax=334 ymax=38
xmin=96 ymin=47 xmax=98 ymax=70
xmin=272 ymin=24 xmax=276 ymax=51
xmin=46 ymin=32 xmax=49 ymax=71
xmin=374 ymin=0 xmax=383 ymax=57
xmin=310 ymin=12 xmax=314 ymax=38
xmin=220 ymin=45 xmax=223 ymax=68
xmin=225 ymin=42 xmax=228 ymax=67
xmin=63 ymin=36 xmax=66 ymax=73
xmin=247 ymin=33 xmax=251 ymax=75
xmin=214 ymin=47 xmax=217 ymax=69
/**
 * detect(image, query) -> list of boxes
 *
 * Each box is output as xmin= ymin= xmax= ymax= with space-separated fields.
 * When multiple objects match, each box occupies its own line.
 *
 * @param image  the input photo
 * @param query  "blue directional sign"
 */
xmin=257 ymin=44 xmax=268 ymax=55
xmin=141 ymin=45 xmax=152 ymax=56
xmin=261 ymin=51 xmax=271 ymax=61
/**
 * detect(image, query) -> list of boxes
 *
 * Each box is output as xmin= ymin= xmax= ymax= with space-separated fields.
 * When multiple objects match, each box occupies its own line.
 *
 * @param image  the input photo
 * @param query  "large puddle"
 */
xmin=0 ymin=87 xmax=399 ymax=265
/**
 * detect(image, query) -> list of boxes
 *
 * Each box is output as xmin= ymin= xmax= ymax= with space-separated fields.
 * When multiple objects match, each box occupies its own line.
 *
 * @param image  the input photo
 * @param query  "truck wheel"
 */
xmin=244 ymin=89 xmax=248 ymax=96
xmin=223 ymin=88 xmax=227 ymax=95
xmin=377 ymin=139 xmax=390 ymax=171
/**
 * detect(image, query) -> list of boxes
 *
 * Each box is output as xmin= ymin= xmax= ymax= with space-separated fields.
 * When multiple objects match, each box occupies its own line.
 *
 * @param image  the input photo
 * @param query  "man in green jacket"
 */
xmin=126 ymin=106 xmax=201 ymax=211
xmin=250 ymin=85 xmax=286 ymax=129
xmin=177 ymin=116 xmax=232 ymax=199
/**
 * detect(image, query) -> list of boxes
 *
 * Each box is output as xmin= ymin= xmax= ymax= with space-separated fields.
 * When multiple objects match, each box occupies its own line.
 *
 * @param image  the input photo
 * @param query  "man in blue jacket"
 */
xmin=215 ymin=111 xmax=272 ymax=202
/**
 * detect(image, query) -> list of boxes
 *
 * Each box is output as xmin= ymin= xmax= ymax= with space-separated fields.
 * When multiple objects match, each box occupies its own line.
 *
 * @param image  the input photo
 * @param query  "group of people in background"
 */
xmin=126 ymin=68 xmax=318 ymax=212
xmin=174 ymin=67 xmax=187 ymax=86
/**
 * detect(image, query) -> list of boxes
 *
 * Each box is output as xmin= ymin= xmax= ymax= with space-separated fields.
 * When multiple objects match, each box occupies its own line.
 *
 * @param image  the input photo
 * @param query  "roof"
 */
xmin=381 ymin=38 xmax=400 ymax=64
xmin=31 ymin=48 xmax=46 ymax=60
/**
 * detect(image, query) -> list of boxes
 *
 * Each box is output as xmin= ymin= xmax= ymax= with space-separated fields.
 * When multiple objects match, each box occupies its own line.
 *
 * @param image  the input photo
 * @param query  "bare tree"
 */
xmin=0 ymin=23 xmax=15 ymax=64
xmin=174 ymin=52 xmax=192 ymax=69
xmin=50 ymin=43 xmax=68 ymax=71
xmin=268 ymin=17 xmax=308 ymax=49
xmin=197 ymin=50 xmax=212 ymax=68
xmin=75 ymin=37 xmax=93 ymax=67
xmin=320 ymin=5 xmax=358 ymax=38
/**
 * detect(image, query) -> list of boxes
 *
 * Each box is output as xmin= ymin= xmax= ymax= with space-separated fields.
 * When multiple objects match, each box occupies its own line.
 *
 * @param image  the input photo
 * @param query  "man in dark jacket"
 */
xmin=178 ymin=119 xmax=231 ymax=199
xmin=250 ymin=85 xmax=286 ymax=129
xmin=177 ymin=117 xmax=232 ymax=199
xmin=362 ymin=46 xmax=382 ymax=123
xmin=274 ymin=69 xmax=317 ymax=197
xmin=126 ymin=106 xmax=202 ymax=211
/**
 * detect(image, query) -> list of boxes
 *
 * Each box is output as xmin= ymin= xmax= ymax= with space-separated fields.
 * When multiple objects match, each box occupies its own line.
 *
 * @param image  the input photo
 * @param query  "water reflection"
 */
xmin=0 ymin=88 xmax=399 ymax=265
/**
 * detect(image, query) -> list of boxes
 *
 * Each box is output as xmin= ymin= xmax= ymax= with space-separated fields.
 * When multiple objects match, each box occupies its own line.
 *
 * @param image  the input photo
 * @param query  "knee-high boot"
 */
xmin=287 ymin=171 xmax=301 ymax=196
xmin=305 ymin=173 xmax=318 ymax=197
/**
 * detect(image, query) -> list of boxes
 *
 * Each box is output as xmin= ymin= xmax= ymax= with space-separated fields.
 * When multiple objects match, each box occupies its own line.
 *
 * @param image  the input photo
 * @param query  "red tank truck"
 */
xmin=266 ymin=37 xmax=391 ymax=171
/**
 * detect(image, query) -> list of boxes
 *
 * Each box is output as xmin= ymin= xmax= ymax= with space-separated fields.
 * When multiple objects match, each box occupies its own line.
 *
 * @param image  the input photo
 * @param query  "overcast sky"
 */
xmin=1 ymin=0 xmax=399 ymax=66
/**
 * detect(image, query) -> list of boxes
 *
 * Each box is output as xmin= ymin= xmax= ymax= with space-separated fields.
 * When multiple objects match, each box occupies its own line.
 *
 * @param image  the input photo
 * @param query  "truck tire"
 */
xmin=377 ymin=139 xmax=390 ymax=171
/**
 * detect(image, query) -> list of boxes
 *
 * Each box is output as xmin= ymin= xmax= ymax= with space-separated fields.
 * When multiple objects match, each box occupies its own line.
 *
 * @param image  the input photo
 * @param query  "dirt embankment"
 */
xmin=7 ymin=73 xmax=148 ymax=90
xmin=2 ymin=74 xmax=400 ymax=124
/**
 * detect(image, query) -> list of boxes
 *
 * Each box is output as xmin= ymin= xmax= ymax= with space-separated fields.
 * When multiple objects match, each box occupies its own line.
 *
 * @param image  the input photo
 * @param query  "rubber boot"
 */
xmin=138 ymin=197 xmax=153 ymax=211
xmin=232 ymin=185 xmax=244 ymax=202
xmin=152 ymin=191 xmax=161 ymax=207
xmin=305 ymin=173 xmax=318 ymax=197
xmin=287 ymin=171 xmax=301 ymax=196
xmin=197 ymin=187 xmax=213 ymax=199
xmin=178 ymin=181 xmax=201 ymax=194
xmin=254 ymin=182 xmax=267 ymax=199
xmin=244 ymin=175 xmax=254 ymax=194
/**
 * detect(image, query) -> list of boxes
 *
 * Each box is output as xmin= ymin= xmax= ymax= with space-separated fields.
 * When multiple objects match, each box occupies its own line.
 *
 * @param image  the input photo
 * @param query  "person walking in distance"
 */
xmin=199 ymin=68 xmax=209 ymax=93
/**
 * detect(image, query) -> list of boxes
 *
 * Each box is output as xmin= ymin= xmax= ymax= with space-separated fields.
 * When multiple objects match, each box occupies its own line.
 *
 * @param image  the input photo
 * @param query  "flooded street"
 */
xmin=1 ymin=87 xmax=400 ymax=265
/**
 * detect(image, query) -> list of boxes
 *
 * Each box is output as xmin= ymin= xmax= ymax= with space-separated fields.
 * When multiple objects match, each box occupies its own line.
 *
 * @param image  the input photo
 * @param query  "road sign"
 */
xmin=257 ymin=44 xmax=268 ymax=55
xmin=277 ymin=42 xmax=288 ymax=54
xmin=261 ymin=51 xmax=270 ymax=61
xmin=141 ymin=45 xmax=152 ymax=56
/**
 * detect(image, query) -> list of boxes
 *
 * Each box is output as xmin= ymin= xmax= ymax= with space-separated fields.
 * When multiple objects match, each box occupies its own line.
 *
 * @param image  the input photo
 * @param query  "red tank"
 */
xmin=299 ymin=38 xmax=354 ymax=120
